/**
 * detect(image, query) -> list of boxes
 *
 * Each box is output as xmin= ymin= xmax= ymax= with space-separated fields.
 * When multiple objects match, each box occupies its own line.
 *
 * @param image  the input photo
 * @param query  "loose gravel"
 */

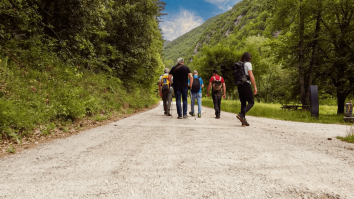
xmin=0 ymin=102 xmax=353 ymax=199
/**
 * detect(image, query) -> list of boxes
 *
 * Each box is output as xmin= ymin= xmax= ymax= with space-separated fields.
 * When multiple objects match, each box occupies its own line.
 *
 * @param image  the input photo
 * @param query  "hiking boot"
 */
xmin=189 ymin=111 xmax=195 ymax=116
xmin=236 ymin=114 xmax=246 ymax=126
xmin=237 ymin=113 xmax=247 ymax=126
xmin=198 ymin=113 xmax=201 ymax=118
xmin=183 ymin=115 xmax=188 ymax=119
xmin=177 ymin=116 xmax=183 ymax=119
xmin=216 ymin=115 xmax=220 ymax=119
xmin=243 ymin=117 xmax=250 ymax=126
xmin=164 ymin=111 xmax=167 ymax=115
xmin=166 ymin=113 xmax=171 ymax=116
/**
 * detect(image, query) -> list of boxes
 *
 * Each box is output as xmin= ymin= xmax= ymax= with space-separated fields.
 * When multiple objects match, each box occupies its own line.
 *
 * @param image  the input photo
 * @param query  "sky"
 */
xmin=160 ymin=0 xmax=241 ymax=41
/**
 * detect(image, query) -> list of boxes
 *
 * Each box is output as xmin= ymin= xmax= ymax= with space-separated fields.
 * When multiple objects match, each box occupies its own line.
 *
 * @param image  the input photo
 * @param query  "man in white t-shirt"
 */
xmin=236 ymin=52 xmax=258 ymax=127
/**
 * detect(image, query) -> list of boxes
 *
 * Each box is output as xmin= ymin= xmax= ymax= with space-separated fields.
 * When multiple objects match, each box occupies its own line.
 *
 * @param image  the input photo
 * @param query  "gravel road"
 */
xmin=1 ymin=102 xmax=354 ymax=199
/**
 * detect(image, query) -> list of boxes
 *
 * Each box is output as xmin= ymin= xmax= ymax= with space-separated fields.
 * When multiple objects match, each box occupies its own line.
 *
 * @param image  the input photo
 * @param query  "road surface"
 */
xmin=0 ymin=102 xmax=353 ymax=199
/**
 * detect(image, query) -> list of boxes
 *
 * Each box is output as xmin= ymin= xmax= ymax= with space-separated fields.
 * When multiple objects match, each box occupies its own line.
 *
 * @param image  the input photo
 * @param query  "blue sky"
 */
xmin=160 ymin=0 xmax=241 ymax=41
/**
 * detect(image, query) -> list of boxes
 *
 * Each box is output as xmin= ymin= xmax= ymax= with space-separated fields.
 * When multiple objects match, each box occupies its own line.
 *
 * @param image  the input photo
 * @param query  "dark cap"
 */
xmin=212 ymin=70 xmax=218 ymax=74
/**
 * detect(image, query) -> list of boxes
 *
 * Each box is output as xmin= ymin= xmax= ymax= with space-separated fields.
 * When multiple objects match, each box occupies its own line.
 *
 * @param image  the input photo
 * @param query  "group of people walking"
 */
xmin=158 ymin=52 xmax=257 ymax=127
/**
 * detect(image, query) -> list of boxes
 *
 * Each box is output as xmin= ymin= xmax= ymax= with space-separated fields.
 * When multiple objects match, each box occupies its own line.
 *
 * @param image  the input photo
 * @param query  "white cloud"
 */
xmin=204 ymin=0 xmax=230 ymax=3
xmin=204 ymin=0 xmax=230 ymax=10
xmin=204 ymin=0 xmax=238 ymax=11
xmin=161 ymin=9 xmax=204 ymax=41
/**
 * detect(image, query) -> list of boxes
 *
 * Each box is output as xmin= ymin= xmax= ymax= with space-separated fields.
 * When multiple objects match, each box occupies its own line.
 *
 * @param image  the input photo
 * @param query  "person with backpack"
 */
xmin=234 ymin=52 xmax=258 ymax=126
xmin=168 ymin=58 xmax=193 ymax=119
xmin=188 ymin=70 xmax=204 ymax=118
xmin=206 ymin=70 xmax=226 ymax=119
xmin=159 ymin=68 xmax=173 ymax=116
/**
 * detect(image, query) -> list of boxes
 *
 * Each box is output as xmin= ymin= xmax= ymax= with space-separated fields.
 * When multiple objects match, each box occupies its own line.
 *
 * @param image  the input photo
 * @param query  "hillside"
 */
xmin=163 ymin=40 xmax=171 ymax=48
xmin=163 ymin=0 xmax=275 ymax=65
xmin=0 ymin=0 xmax=164 ymax=145
xmin=163 ymin=14 xmax=221 ymax=64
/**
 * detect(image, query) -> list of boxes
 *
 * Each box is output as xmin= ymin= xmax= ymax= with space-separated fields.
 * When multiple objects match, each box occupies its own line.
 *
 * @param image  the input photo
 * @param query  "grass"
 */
xmin=0 ymin=56 xmax=158 ymax=143
xmin=202 ymin=98 xmax=345 ymax=124
xmin=7 ymin=144 xmax=16 ymax=153
xmin=95 ymin=115 xmax=108 ymax=122
xmin=337 ymin=126 xmax=354 ymax=143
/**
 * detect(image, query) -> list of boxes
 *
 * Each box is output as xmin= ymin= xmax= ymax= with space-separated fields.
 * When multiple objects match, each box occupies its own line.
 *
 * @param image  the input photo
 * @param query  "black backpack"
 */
xmin=191 ymin=76 xmax=201 ymax=93
xmin=233 ymin=61 xmax=249 ymax=86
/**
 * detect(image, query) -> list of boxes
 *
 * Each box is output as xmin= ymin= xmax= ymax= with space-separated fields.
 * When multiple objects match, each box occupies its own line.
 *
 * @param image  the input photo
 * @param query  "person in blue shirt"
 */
xmin=188 ymin=70 xmax=204 ymax=118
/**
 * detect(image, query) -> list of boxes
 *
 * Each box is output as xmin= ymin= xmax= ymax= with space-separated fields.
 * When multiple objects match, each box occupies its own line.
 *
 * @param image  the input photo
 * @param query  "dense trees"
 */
xmin=0 ymin=0 xmax=166 ymax=89
xmin=268 ymin=0 xmax=354 ymax=113
xmin=164 ymin=0 xmax=354 ymax=114
xmin=0 ymin=0 xmax=166 ymax=140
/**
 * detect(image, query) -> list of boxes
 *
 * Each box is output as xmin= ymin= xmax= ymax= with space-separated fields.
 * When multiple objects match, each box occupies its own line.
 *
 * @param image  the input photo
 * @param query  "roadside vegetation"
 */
xmin=0 ymin=57 xmax=157 ymax=144
xmin=202 ymin=98 xmax=343 ymax=124
xmin=0 ymin=0 xmax=165 ymax=145
xmin=337 ymin=126 xmax=354 ymax=143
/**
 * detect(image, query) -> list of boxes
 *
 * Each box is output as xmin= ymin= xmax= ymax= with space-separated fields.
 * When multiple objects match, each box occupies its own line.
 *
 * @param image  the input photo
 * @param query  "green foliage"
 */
xmin=7 ymin=144 xmax=15 ymax=153
xmin=0 ymin=0 xmax=166 ymax=87
xmin=0 ymin=55 xmax=158 ymax=140
xmin=0 ymin=0 xmax=164 ymax=140
xmin=164 ymin=0 xmax=354 ymax=113
xmin=203 ymin=98 xmax=345 ymax=124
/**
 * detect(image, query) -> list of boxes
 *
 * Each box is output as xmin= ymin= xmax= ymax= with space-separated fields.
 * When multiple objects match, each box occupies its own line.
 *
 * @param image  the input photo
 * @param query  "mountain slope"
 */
xmin=163 ymin=14 xmax=221 ymax=63
xmin=163 ymin=0 xmax=276 ymax=65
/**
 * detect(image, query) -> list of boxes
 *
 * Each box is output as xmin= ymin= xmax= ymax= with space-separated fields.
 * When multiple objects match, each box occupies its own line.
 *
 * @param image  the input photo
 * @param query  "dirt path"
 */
xmin=1 ymin=102 xmax=354 ymax=199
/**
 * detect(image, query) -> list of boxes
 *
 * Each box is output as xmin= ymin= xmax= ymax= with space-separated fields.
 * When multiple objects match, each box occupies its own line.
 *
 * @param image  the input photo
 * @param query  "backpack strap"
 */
xmin=213 ymin=76 xmax=216 ymax=81
xmin=174 ymin=64 xmax=182 ymax=72
xmin=219 ymin=76 xmax=222 ymax=81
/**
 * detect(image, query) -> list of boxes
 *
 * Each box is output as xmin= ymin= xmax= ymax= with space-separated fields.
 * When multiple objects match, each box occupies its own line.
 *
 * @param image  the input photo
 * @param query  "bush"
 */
xmin=0 ymin=56 xmax=158 ymax=140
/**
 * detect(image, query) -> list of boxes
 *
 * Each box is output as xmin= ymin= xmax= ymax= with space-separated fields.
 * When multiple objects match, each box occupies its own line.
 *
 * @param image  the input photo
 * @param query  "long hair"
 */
xmin=241 ymin=52 xmax=252 ymax=62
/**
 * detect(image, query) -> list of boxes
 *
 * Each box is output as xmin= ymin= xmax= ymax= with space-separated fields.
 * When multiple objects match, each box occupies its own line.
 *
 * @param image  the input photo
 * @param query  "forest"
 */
xmin=1 ymin=0 xmax=354 ymax=143
xmin=0 ymin=0 xmax=165 ymax=141
xmin=163 ymin=0 xmax=354 ymax=115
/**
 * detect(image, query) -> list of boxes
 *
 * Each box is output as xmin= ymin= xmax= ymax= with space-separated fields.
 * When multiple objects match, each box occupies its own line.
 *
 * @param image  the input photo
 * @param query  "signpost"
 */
xmin=310 ymin=85 xmax=319 ymax=118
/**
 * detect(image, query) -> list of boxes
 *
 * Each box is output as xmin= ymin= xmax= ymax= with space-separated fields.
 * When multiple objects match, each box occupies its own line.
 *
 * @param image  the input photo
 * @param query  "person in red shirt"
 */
xmin=206 ymin=70 xmax=226 ymax=119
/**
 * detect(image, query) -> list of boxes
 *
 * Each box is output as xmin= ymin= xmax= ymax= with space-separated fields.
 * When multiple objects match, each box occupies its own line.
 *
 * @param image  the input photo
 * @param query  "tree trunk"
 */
xmin=305 ymin=13 xmax=321 ymax=106
xmin=298 ymin=0 xmax=306 ymax=105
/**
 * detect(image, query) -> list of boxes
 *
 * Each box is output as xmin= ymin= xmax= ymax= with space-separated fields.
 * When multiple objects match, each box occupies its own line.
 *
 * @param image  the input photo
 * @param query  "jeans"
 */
xmin=212 ymin=91 xmax=222 ymax=117
xmin=174 ymin=86 xmax=188 ymax=117
xmin=237 ymin=83 xmax=254 ymax=115
xmin=162 ymin=87 xmax=173 ymax=114
xmin=190 ymin=92 xmax=202 ymax=114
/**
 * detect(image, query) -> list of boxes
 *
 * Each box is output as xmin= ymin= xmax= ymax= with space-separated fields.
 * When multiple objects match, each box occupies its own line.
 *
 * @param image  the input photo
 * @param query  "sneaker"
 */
xmin=189 ymin=111 xmax=195 ymax=116
xmin=183 ymin=115 xmax=188 ymax=119
xmin=177 ymin=116 xmax=183 ymax=119
xmin=198 ymin=113 xmax=201 ymax=118
xmin=166 ymin=113 xmax=172 ymax=116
